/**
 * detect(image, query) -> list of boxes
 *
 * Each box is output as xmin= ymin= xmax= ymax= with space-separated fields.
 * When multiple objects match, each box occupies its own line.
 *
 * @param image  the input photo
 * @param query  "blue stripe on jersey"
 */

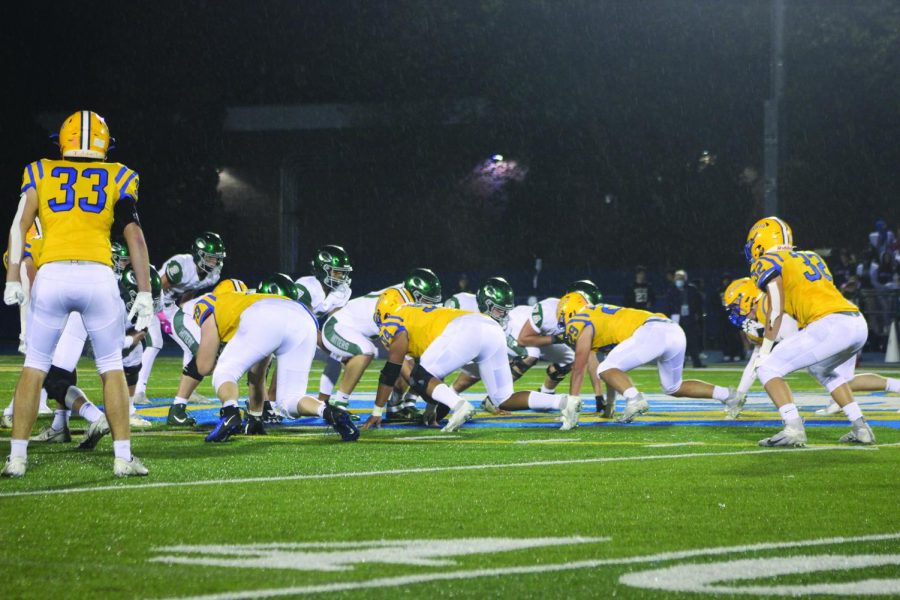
xmin=35 ymin=160 xmax=43 ymax=179
xmin=761 ymin=252 xmax=784 ymax=264
xmin=757 ymin=267 xmax=780 ymax=289
xmin=114 ymin=165 xmax=127 ymax=184
xmin=120 ymin=171 xmax=138 ymax=197
xmin=25 ymin=164 xmax=36 ymax=191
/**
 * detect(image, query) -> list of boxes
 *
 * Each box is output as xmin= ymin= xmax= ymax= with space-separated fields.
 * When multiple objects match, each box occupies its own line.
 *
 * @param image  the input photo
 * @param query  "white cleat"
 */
xmin=617 ymin=393 xmax=649 ymax=423
xmin=113 ymin=456 xmax=149 ymax=478
xmin=724 ymin=388 xmax=747 ymax=419
xmin=442 ymin=401 xmax=476 ymax=433
xmin=815 ymin=401 xmax=841 ymax=416
xmin=129 ymin=415 xmax=153 ymax=429
xmin=839 ymin=418 xmax=876 ymax=445
xmin=1 ymin=456 xmax=27 ymax=478
xmin=31 ymin=426 xmax=71 ymax=443
xmin=37 ymin=401 xmax=53 ymax=416
xmin=189 ymin=391 xmax=210 ymax=404
xmin=480 ymin=397 xmax=500 ymax=414
xmin=131 ymin=391 xmax=148 ymax=405
xmin=1 ymin=413 xmax=12 ymax=429
xmin=559 ymin=395 xmax=583 ymax=431
xmin=758 ymin=423 xmax=807 ymax=447
xmin=77 ymin=416 xmax=111 ymax=450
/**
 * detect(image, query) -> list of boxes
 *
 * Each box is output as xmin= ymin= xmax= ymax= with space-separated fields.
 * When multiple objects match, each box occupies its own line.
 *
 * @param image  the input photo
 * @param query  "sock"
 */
xmin=78 ymin=401 xmax=103 ymax=424
xmin=38 ymin=388 xmax=49 ymax=410
xmin=885 ymin=378 xmax=900 ymax=394
xmin=248 ymin=409 xmax=263 ymax=417
xmin=841 ymin=401 xmax=863 ymax=423
xmin=112 ymin=440 xmax=131 ymax=461
xmin=10 ymin=439 xmax=28 ymax=459
xmin=712 ymin=386 xmax=730 ymax=402
xmin=173 ymin=396 xmax=189 ymax=406
xmin=223 ymin=399 xmax=238 ymax=409
xmin=430 ymin=383 xmax=462 ymax=409
xmin=539 ymin=385 xmax=555 ymax=394
xmin=129 ymin=400 xmax=136 ymax=416
xmin=51 ymin=409 xmax=70 ymax=431
xmin=778 ymin=403 xmax=802 ymax=426
xmin=318 ymin=373 xmax=335 ymax=397
xmin=3 ymin=399 xmax=12 ymax=417
xmin=134 ymin=346 xmax=160 ymax=396
xmin=333 ymin=391 xmax=351 ymax=407
xmin=623 ymin=387 xmax=640 ymax=400
xmin=528 ymin=391 xmax=563 ymax=411
xmin=316 ymin=401 xmax=326 ymax=417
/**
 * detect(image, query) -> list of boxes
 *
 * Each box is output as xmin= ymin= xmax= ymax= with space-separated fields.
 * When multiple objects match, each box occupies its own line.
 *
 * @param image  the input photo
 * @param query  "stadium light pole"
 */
xmin=763 ymin=0 xmax=786 ymax=216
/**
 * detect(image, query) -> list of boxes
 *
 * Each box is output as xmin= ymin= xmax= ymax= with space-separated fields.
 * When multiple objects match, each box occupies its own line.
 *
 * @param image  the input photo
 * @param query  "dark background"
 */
xmin=1 ymin=1 xmax=899 ymax=321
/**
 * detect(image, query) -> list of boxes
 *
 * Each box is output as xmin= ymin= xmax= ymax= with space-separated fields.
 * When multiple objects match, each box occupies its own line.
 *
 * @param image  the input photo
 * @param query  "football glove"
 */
xmin=128 ymin=292 xmax=154 ymax=331
xmin=3 ymin=282 xmax=26 ymax=306
xmin=551 ymin=332 xmax=567 ymax=345
xmin=157 ymin=311 xmax=173 ymax=335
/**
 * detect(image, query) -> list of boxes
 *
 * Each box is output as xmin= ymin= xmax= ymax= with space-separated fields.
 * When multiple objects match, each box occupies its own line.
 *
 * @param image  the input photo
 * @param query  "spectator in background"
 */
xmin=717 ymin=274 xmax=744 ymax=362
xmin=831 ymin=248 xmax=855 ymax=290
xmin=457 ymin=273 xmax=470 ymax=294
xmin=624 ymin=265 xmax=655 ymax=310
xmin=666 ymin=269 xmax=706 ymax=368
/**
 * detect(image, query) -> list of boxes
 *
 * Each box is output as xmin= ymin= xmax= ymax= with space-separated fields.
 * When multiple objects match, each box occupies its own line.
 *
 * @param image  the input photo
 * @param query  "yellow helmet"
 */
xmin=723 ymin=277 xmax=761 ymax=327
xmin=59 ymin=111 xmax=111 ymax=160
xmin=556 ymin=292 xmax=590 ymax=329
xmin=212 ymin=278 xmax=248 ymax=295
xmin=744 ymin=216 xmax=793 ymax=262
xmin=373 ymin=287 xmax=414 ymax=326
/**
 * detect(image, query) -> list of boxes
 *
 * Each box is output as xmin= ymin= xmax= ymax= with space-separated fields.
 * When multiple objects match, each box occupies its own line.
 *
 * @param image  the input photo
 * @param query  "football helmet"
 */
xmin=58 ymin=111 xmax=111 ymax=160
xmin=212 ymin=278 xmax=248 ymax=296
xmin=119 ymin=266 xmax=163 ymax=314
xmin=723 ymin=277 xmax=761 ymax=327
xmin=374 ymin=287 xmax=414 ymax=326
xmin=556 ymin=292 xmax=590 ymax=329
xmin=311 ymin=245 xmax=352 ymax=290
xmin=476 ymin=277 xmax=515 ymax=327
xmin=192 ymin=232 xmax=226 ymax=275
xmin=744 ymin=216 xmax=793 ymax=263
xmin=257 ymin=273 xmax=300 ymax=301
xmin=566 ymin=279 xmax=603 ymax=304
xmin=111 ymin=241 xmax=130 ymax=277
xmin=404 ymin=268 xmax=442 ymax=303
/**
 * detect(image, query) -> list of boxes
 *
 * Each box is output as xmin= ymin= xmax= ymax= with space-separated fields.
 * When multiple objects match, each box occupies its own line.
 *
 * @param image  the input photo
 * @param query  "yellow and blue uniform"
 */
xmin=193 ymin=291 xmax=285 ymax=342
xmin=565 ymin=304 xmax=667 ymax=352
xmin=750 ymin=249 xmax=857 ymax=329
xmin=21 ymin=158 xmax=139 ymax=267
xmin=3 ymin=222 xmax=42 ymax=269
xmin=378 ymin=304 xmax=471 ymax=357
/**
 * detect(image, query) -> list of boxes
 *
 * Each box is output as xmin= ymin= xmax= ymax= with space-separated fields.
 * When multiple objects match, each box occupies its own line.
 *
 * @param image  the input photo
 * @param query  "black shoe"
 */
xmin=323 ymin=405 xmax=360 ymax=442
xmin=205 ymin=406 xmax=242 ymax=443
xmin=242 ymin=413 xmax=266 ymax=435
xmin=167 ymin=403 xmax=197 ymax=427
xmin=261 ymin=401 xmax=282 ymax=424
xmin=386 ymin=406 xmax=422 ymax=423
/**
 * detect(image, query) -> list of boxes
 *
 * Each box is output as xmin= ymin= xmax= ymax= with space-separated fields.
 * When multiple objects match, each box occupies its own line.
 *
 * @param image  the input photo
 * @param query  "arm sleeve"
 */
xmin=737 ymin=346 xmax=760 ymax=394
xmin=113 ymin=197 xmax=141 ymax=232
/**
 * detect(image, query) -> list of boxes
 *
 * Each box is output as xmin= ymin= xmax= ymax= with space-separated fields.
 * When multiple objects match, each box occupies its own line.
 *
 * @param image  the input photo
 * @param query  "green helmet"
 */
xmin=111 ymin=241 xmax=130 ymax=277
xmin=311 ymin=244 xmax=352 ymax=290
xmin=566 ymin=279 xmax=603 ymax=305
xmin=404 ymin=268 xmax=442 ymax=304
xmin=476 ymin=276 xmax=515 ymax=326
xmin=257 ymin=273 xmax=300 ymax=302
xmin=192 ymin=232 xmax=226 ymax=276
xmin=119 ymin=266 xmax=163 ymax=314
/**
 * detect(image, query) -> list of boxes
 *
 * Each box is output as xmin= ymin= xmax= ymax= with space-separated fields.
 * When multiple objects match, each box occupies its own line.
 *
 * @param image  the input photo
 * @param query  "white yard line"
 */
xmin=515 ymin=438 xmax=579 ymax=444
xmin=1 ymin=444 xmax=896 ymax=499
xmin=163 ymin=532 xmax=900 ymax=600
xmin=393 ymin=434 xmax=462 ymax=441
xmin=644 ymin=442 xmax=705 ymax=448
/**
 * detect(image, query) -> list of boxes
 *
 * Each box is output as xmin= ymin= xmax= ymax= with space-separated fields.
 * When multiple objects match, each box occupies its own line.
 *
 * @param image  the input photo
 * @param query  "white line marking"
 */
xmin=163 ymin=532 xmax=900 ymax=600
xmin=393 ymin=435 xmax=462 ymax=441
xmin=645 ymin=442 xmax=705 ymax=448
xmin=515 ymin=438 xmax=579 ymax=444
xmin=1 ymin=444 xmax=894 ymax=499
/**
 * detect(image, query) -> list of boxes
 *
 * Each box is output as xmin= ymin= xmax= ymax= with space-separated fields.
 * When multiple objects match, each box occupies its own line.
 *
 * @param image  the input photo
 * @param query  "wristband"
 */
xmin=371 ymin=405 xmax=384 ymax=418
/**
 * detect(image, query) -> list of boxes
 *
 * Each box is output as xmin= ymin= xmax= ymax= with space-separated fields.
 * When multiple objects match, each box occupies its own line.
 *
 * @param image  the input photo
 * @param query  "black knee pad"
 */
xmin=124 ymin=364 xmax=142 ymax=387
xmin=43 ymin=366 xmax=77 ymax=405
xmin=409 ymin=363 xmax=436 ymax=397
xmin=546 ymin=362 xmax=572 ymax=383
xmin=182 ymin=357 xmax=204 ymax=382
xmin=509 ymin=356 xmax=532 ymax=380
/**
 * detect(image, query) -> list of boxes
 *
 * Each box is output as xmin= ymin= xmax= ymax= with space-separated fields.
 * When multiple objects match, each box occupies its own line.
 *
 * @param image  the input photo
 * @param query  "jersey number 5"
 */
xmin=48 ymin=167 xmax=108 ymax=214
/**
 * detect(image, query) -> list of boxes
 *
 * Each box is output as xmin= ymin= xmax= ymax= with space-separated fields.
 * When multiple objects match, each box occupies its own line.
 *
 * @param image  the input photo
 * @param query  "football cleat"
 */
xmin=77 ymin=416 xmax=110 ymax=450
xmin=758 ymin=423 xmax=807 ymax=447
xmin=724 ymin=388 xmax=747 ymax=419
xmin=31 ymin=425 xmax=71 ymax=443
xmin=113 ymin=456 xmax=149 ymax=478
xmin=480 ymin=397 xmax=500 ymax=414
xmin=1 ymin=456 xmax=27 ymax=478
xmin=442 ymin=401 xmax=476 ymax=433
xmin=189 ymin=391 xmax=210 ymax=404
xmin=241 ymin=413 xmax=266 ymax=436
xmin=131 ymin=391 xmax=148 ymax=405
xmin=839 ymin=418 xmax=875 ymax=445
xmin=166 ymin=403 xmax=197 ymax=427
xmin=1 ymin=413 xmax=12 ymax=428
xmin=386 ymin=406 xmax=422 ymax=423
xmin=815 ymin=401 xmax=841 ymax=416
xmin=38 ymin=400 xmax=52 ymax=415
xmin=261 ymin=401 xmax=283 ymax=424
xmin=559 ymin=395 xmax=583 ymax=431
xmin=322 ymin=405 xmax=360 ymax=442
xmin=602 ymin=396 xmax=616 ymax=419
xmin=129 ymin=414 xmax=153 ymax=429
xmin=617 ymin=394 xmax=649 ymax=423
xmin=205 ymin=407 xmax=242 ymax=443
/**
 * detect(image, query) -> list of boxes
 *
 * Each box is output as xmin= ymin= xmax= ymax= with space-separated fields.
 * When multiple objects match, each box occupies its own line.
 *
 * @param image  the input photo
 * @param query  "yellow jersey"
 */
xmin=378 ymin=304 xmax=471 ymax=358
xmin=565 ymin=304 xmax=667 ymax=351
xmin=193 ymin=291 xmax=285 ymax=342
xmin=3 ymin=222 xmax=42 ymax=269
xmin=22 ymin=158 xmax=139 ymax=267
xmin=750 ymin=249 xmax=857 ymax=329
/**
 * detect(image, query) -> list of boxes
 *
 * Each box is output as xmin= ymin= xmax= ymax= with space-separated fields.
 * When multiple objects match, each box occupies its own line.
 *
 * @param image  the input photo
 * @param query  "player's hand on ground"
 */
xmin=362 ymin=414 xmax=382 ymax=429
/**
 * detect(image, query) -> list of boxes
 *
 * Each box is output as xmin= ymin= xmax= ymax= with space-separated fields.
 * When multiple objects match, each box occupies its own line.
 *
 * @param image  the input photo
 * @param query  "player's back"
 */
xmin=751 ymin=249 xmax=857 ymax=328
xmin=381 ymin=304 xmax=473 ymax=357
xmin=568 ymin=304 xmax=665 ymax=351
xmin=24 ymin=158 xmax=138 ymax=267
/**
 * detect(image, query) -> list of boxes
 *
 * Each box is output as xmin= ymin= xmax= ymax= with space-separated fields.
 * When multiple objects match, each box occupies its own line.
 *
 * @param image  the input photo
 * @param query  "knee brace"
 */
xmin=546 ymin=362 xmax=572 ymax=383
xmin=182 ymin=356 xmax=204 ymax=382
xmin=44 ymin=366 xmax=77 ymax=405
xmin=509 ymin=356 xmax=532 ymax=380
xmin=410 ymin=363 xmax=436 ymax=397
xmin=124 ymin=364 xmax=142 ymax=387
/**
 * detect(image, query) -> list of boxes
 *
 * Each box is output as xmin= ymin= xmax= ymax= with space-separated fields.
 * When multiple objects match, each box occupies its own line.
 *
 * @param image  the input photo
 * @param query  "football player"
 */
xmin=723 ymin=277 xmax=900 ymax=418
xmin=321 ymin=268 xmax=442 ymax=419
xmin=3 ymin=110 xmax=154 ymax=478
xmin=111 ymin=240 xmax=130 ymax=279
xmin=362 ymin=289 xmax=582 ymax=433
xmin=745 ymin=217 xmax=877 ymax=446
xmin=132 ymin=232 xmax=226 ymax=403
xmin=559 ymin=292 xmax=738 ymax=423
xmin=192 ymin=290 xmax=358 ymax=443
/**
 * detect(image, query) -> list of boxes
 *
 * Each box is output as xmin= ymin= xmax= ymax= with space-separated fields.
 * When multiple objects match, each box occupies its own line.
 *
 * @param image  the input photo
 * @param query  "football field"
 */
xmin=1 ymin=355 xmax=898 ymax=598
